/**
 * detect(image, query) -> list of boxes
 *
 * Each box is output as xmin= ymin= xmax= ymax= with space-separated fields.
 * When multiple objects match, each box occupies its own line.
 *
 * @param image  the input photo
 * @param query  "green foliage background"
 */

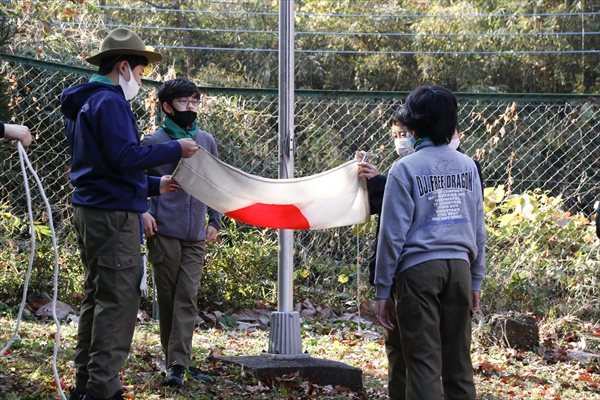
xmin=3 ymin=182 xmax=599 ymax=320
xmin=0 ymin=0 xmax=598 ymax=322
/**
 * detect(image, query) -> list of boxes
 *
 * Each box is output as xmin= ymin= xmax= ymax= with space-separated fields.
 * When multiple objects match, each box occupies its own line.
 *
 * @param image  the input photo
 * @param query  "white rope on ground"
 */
xmin=0 ymin=143 xmax=37 ymax=356
xmin=0 ymin=142 xmax=66 ymax=400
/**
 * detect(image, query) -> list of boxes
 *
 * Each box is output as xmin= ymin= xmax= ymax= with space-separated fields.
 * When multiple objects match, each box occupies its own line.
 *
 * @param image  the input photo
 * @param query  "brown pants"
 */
xmin=148 ymin=234 xmax=205 ymax=368
xmin=73 ymin=207 xmax=142 ymax=399
xmin=395 ymin=259 xmax=476 ymax=400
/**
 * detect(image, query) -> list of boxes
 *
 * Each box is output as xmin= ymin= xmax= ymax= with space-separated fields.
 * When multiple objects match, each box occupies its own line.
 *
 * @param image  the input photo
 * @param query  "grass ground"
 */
xmin=1 ymin=313 xmax=600 ymax=399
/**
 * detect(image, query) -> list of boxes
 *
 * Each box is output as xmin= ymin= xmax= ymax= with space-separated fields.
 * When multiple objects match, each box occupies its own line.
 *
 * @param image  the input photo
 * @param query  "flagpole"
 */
xmin=277 ymin=0 xmax=294 ymax=311
xmin=266 ymin=0 xmax=306 ymax=358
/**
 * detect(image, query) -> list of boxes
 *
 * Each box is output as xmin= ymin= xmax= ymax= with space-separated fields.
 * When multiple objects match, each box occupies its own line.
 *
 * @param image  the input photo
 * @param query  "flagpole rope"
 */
xmin=0 ymin=142 xmax=66 ymax=400
xmin=356 ymin=151 xmax=376 ymax=335
xmin=356 ymin=226 xmax=362 ymax=334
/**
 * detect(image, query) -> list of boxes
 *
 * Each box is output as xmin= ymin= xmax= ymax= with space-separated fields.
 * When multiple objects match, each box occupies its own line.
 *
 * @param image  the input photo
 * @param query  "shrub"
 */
xmin=483 ymin=185 xmax=600 ymax=319
xmin=200 ymin=218 xmax=278 ymax=309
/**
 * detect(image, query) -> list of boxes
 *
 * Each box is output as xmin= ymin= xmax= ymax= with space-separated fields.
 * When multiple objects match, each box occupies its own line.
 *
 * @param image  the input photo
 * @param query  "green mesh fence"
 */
xmin=1 ymin=54 xmax=599 ymax=315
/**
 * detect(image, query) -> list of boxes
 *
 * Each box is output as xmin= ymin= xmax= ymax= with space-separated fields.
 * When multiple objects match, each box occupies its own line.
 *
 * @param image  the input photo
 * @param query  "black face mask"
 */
xmin=170 ymin=108 xmax=197 ymax=129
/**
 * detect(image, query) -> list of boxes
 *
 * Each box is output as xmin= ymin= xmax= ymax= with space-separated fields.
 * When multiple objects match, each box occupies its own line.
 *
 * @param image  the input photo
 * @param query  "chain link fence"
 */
xmin=1 ymin=54 xmax=599 ymax=316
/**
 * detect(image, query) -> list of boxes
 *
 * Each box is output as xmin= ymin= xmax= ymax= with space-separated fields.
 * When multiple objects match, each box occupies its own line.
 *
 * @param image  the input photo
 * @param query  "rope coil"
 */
xmin=1 ymin=142 xmax=66 ymax=400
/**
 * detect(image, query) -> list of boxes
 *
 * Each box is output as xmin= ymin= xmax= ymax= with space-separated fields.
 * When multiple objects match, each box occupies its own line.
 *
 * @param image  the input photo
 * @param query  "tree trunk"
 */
xmin=172 ymin=0 xmax=194 ymax=76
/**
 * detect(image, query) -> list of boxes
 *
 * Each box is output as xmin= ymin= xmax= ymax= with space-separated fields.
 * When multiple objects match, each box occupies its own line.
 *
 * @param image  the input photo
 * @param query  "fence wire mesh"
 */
xmin=1 ymin=56 xmax=599 ymax=314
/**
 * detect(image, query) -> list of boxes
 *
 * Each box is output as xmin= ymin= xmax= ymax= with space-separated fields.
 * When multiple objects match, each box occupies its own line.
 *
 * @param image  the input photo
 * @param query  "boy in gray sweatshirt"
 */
xmin=375 ymin=86 xmax=485 ymax=400
xmin=141 ymin=78 xmax=221 ymax=387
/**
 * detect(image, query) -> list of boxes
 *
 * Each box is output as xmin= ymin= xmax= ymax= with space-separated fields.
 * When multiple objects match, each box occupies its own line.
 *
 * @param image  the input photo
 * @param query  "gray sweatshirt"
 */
xmin=141 ymin=128 xmax=222 ymax=241
xmin=374 ymin=140 xmax=486 ymax=299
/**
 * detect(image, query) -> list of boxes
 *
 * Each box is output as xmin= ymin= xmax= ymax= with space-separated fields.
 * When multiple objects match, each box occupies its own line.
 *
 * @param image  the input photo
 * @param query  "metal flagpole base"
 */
xmin=262 ymin=311 xmax=310 ymax=360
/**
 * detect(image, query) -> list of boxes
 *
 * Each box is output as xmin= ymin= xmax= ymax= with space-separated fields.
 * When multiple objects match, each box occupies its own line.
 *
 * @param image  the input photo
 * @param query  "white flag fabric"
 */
xmin=172 ymin=146 xmax=370 ymax=230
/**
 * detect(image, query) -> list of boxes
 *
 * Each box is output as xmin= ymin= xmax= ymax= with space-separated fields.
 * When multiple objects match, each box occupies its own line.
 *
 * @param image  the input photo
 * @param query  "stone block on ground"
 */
xmin=489 ymin=311 xmax=539 ymax=350
xmin=34 ymin=300 xmax=76 ymax=320
xmin=218 ymin=355 xmax=363 ymax=392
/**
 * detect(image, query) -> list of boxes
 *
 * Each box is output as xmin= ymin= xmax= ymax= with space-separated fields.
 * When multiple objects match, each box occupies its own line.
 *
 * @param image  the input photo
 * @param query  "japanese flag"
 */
xmin=172 ymin=146 xmax=370 ymax=230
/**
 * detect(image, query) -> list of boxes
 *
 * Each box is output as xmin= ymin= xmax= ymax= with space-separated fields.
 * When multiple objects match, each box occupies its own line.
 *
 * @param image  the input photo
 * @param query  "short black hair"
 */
xmin=387 ymin=105 xmax=405 ymax=127
xmin=157 ymin=78 xmax=201 ymax=108
xmin=400 ymin=86 xmax=458 ymax=146
xmin=98 ymin=54 xmax=148 ymax=76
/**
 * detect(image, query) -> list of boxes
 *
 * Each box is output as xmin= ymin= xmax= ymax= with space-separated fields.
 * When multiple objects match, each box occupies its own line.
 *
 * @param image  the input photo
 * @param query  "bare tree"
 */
xmin=140 ymin=0 xmax=195 ymax=75
xmin=0 ymin=8 xmax=18 ymax=122
xmin=0 ymin=8 xmax=17 ymax=50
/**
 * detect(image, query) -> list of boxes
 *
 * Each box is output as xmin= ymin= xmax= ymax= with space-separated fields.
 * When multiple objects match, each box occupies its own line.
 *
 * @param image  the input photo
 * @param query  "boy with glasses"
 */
xmin=141 ymin=77 xmax=221 ymax=387
xmin=356 ymin=106 xmax=409 ymax=399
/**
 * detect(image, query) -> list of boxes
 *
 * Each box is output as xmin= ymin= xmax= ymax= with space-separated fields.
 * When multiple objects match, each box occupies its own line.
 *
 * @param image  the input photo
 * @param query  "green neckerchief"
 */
xmin=414 ymin=137 xmax=431 ymax=148
xmin=159 ymin=116 xmax=198 ymax=139
xmin=89 ymin=74 xmax=115 ymax=85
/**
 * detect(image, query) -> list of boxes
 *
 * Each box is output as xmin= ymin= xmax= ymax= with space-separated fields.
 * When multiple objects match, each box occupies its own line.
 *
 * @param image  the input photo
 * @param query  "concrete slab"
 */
xmin=218 ymin=355 xmax=363 ymax=392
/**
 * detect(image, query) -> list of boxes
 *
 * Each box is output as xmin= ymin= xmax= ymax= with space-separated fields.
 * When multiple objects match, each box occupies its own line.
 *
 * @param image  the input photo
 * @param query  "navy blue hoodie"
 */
xmin=60 ymin=81 xmax=183 ymax=212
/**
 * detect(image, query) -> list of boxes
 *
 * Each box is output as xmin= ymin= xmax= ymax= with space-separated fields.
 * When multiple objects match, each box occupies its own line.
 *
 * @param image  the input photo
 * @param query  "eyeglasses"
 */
xmin=391 ymin=131 xmax=408 ymax=139
xmin=173 ymin=99 xmax=199 ymax=107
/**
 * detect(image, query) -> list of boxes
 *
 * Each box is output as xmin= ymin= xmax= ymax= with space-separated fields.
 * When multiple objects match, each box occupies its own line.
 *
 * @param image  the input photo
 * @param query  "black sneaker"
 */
xmin=68 ymin=389 xmax=86 ymax=400
xmin=82 ymin=390 xmax=123 ymax=400
xmin=188 ymin=366 xmax=212 ymax=382
xmin=111 ymin=390 xmax=124 ymax=400
xmin=164 ymin=365 xmax=184 ymax=387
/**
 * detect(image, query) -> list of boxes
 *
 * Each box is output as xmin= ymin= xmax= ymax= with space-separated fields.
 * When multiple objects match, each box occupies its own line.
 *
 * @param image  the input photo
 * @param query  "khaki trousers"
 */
xmin=73 ymin=207 xmax=142 ymax=399
xmin=148 ymin=234 xmax=205 ymax=368
xmin=395 ymin=259 xmax=475 ymax=400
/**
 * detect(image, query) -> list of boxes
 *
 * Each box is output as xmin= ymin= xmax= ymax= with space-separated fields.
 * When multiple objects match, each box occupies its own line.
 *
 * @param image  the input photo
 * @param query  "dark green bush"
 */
xmin=200 ymin=218 xmax=278 ymax=310
xmin=2 ymin=179 xmax=600 ymax=321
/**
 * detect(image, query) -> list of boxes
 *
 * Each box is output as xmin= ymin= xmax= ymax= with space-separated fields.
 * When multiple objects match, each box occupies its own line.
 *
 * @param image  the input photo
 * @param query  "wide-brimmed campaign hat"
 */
xmin=85 ymin=28 xmax=162 ymax=66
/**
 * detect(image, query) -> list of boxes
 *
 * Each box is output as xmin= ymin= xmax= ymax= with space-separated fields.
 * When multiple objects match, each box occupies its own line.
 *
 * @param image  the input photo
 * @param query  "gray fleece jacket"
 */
xmin=374 ymin=140 xmax=486 ymax=299
xmin=141 ymin=128 xmax=222 ymax=241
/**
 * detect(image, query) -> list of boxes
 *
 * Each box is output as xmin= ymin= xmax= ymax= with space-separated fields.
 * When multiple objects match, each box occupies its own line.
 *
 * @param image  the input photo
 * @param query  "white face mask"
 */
xmin=118 ymin=64 xmax=140 ymax=100
xmin=394 ymin=138 xmax=415 ymax=157
xmin=449 ymin=137 xmax=460 ymax=150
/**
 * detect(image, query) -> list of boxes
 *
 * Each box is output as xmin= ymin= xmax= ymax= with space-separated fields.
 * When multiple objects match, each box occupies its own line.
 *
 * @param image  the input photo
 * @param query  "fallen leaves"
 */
xmin=3 ymin=310 xmax=600 ymax=399
xmin=471 ymin=316 xmax=600 ymax=399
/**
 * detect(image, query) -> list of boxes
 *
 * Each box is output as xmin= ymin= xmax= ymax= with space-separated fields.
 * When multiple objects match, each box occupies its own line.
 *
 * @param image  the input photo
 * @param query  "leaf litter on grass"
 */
xmin=2 ymin=305 xmax=600 ymax=399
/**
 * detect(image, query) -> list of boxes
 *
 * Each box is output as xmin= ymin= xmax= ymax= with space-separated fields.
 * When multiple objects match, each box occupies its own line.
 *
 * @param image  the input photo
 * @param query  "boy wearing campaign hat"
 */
xmin=60 ymin=28 xmax=199 ymax=400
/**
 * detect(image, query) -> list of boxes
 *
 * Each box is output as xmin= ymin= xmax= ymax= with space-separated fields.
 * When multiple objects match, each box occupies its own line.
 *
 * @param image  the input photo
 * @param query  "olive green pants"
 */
xmin=148 ymin=234 xmax=205 ymax=368
xmin=384 ymin=287 xmax=407 ymax=400
xmin=73 ymin=207 xmax=142 ymax=399
xmin=395 ymin=259 xmax=475 ymax=400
